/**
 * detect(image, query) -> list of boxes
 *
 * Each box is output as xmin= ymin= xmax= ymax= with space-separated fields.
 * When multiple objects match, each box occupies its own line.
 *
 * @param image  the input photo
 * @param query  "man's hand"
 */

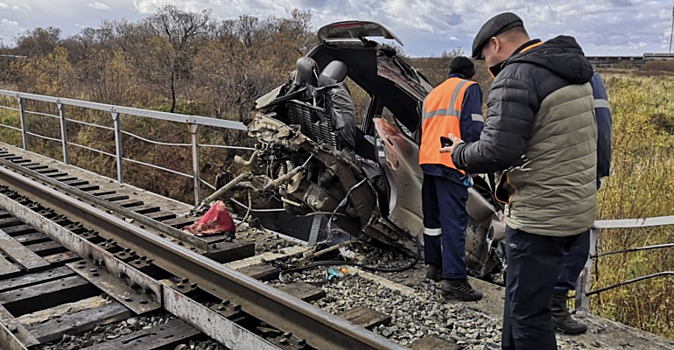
xmin=439 ymin=133 xmax=464 ymax=154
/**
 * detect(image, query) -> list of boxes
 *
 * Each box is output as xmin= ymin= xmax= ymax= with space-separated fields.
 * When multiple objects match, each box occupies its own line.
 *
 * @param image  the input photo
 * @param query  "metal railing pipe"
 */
xmin=58 ymin=103 xmax=69 ymax=164
xmin=112 ymin=112 xmax=124 ymax=184
xmin=17 ymin=98 xmax=27 ymax=150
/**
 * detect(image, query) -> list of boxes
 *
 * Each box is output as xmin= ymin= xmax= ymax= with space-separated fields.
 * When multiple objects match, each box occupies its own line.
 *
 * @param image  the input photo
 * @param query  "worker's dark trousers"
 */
xmin=554 ymin=181 xmax=600 ymax=295
xmin=554 ymin=230 xmax=590 ymax=294
xmin=502 ymin=226 xmax=588 ymax=350
xmin=422 ymin=173 xmax=468 ymax=280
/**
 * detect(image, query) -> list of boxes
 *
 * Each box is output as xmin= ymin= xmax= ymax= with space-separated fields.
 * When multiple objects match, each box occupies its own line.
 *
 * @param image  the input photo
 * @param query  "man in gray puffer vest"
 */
xmin=441 ymin=13 xmax=597 ymax=350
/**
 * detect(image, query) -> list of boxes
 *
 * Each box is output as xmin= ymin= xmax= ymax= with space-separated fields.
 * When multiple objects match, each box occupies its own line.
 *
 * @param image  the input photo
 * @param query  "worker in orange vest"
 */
xmin=419 ymin=56 xmax=484 ymax=301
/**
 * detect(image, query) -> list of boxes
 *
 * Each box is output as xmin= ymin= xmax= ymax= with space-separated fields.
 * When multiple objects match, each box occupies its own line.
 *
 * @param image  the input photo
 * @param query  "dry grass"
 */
xmin=591 ymin=73 xmax=674 ymax=338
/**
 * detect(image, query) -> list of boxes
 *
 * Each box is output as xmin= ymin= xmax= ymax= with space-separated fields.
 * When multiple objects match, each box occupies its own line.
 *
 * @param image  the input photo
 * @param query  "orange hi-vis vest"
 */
xmin=419 ymin=77 xmax=476 ymax=172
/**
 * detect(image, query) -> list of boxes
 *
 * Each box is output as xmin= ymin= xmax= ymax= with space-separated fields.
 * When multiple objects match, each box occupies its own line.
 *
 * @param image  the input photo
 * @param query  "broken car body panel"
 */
xmin=235 ymin=21 xmax=505 ymax=277
xmin=374 ymin=118 xmax=424 ymax=238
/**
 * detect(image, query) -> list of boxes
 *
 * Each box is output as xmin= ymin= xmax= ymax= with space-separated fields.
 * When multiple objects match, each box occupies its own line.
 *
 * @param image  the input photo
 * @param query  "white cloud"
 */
xmin=0 ymin=18 xmax=24 ymax=46
xmin=133 ymin=0 xmax=172 ymax=13
xmin=0 ymin=0 xmax=670 ymax=55
xmin=132 ymin=0 xmax=207 ymax=14
xmin=268 ymin=0 xmax=672 ymax=55
xmin=89 ymin=2 xmax=111 ymax=10
xmin=11 ymin=3 xmax=30 ymax=10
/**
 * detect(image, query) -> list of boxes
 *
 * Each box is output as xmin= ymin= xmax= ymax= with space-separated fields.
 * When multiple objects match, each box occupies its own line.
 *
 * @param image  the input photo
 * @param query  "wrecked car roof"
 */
xmin=317 ymin=20 xmax=404 ymax=46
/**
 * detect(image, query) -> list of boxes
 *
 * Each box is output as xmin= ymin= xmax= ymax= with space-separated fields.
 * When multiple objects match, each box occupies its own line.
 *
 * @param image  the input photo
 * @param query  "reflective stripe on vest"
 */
xmin=471 ymin=113 xmax=484 ymax=122
xmin=419 ymin=77 xmax=475 ymax=171
xmin=594 ymin=99 xmax=609 ymax=109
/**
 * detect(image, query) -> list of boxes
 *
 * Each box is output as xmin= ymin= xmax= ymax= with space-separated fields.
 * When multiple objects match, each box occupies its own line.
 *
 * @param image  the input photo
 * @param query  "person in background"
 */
xmin=552 ymin=71 xmax=612 ymax=335
xmin=419 ymin=56 xmax=484 ymax=301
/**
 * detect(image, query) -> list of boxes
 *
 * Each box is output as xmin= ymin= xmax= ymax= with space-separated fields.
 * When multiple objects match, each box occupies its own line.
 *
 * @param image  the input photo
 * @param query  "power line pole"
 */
xmin=670 ymin=6 xmax=674 ymax=54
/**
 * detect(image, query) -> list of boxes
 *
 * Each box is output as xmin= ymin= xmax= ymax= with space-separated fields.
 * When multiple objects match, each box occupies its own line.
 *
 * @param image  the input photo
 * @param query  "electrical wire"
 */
xmin=236 ymin=190 xmax=252 ymax=227
xmin=326 ymin=178 xmax=368 ymax=241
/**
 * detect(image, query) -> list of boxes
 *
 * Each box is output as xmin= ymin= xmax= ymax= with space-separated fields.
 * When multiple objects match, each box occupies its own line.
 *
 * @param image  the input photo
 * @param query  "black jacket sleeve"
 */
xmin=590 ymin=73 xmax=612 ymax=179
xmin=452 ymin=75 xmax=539 ymax=174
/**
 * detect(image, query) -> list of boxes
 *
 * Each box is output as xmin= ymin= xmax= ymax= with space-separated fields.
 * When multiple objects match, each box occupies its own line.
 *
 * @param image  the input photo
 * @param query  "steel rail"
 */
xmin=0 ymin=155 xmax=210 ymax=252
xmin=0 ymin=162 xmax=407 ymax=350
xmin=0 ymin=173 xmax=281 ymax=350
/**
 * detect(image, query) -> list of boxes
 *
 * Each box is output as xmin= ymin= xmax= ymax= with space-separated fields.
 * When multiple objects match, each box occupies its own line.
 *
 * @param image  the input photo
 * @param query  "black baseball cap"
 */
xmin=471 ymin=12 xmax=524 ymax=60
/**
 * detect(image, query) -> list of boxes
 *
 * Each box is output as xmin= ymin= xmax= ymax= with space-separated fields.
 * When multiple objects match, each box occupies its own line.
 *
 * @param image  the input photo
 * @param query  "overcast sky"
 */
xmin=0 ymin=0 xmax=673 ymax=57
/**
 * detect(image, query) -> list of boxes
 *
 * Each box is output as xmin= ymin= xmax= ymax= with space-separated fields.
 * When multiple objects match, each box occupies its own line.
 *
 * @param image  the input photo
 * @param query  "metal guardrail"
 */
xmin=0 ymin=89 xmax=254 ymax=205
xmin=576 ymin=216 xmax=674 ymax=311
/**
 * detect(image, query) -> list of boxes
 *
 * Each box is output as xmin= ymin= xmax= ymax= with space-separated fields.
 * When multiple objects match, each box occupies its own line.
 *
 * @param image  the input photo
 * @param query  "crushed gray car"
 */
xmin=207 ymin=20 xmax=507 ymax=279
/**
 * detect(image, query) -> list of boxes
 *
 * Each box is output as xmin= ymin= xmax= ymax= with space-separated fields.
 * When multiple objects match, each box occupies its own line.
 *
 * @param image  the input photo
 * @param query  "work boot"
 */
xmin=551 ymin=293 xmax=588 ymax=335
xmin=425 ymin=265 xmax=442 ymax=282
xmin=441 ymin=279 xmax=483 ymax=301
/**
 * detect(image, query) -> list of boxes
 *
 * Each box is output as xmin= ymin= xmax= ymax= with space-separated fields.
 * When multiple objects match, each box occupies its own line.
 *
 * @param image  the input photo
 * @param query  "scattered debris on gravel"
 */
xmin=36 ymin=311 xmax=229 ymax=350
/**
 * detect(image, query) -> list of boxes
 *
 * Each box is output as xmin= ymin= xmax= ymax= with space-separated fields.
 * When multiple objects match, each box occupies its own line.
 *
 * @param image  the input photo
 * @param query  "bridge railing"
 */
xmin=576 ymin=217 xmax=674 ymax=311
xmin=0 ymin=89 xmax=253 ymax=205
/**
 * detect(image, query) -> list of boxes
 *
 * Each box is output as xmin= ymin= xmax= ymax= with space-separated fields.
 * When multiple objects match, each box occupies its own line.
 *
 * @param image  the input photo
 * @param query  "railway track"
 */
xmin=0 ymin=147 xmax=410 ymax=350
xmin=2 ymin=145 xmax=674 ymax=350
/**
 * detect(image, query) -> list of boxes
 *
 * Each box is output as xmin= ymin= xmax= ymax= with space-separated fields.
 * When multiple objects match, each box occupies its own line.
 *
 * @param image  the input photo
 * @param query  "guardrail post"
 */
xmin=57 ymin=102 xmax=69 ymax=164
xmin=112 ymin=111 xmax=123 ymax=184
xmin=576 ymin=227 xmax=598 ymax=312
xmin=17 ymin=97 xmax=27 ymax=150
xmin=189 ymin=123 xmax=200 ymax=206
